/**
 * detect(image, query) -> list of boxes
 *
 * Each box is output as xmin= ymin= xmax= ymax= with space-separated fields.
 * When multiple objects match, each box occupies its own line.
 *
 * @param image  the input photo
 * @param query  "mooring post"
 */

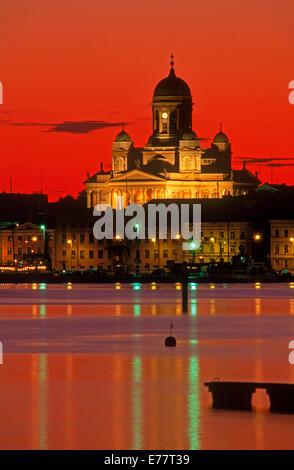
xmin=182 ymin=279 xmax=188 ymax=313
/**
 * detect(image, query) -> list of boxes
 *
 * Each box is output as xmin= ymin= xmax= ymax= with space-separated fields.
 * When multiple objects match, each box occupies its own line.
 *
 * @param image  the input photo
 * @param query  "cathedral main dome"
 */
xmin=153 ymin=56 xmax=191 ymax=99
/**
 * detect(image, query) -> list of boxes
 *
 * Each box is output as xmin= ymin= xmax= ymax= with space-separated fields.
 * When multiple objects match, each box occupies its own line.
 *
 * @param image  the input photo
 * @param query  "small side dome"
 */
xmin=213 ymin=124 xmax=229 ymax=143
xmin=115 ymin=130 xmax=132 ymax=142
xmin=181 ymin=130 xmax=198 ymax=141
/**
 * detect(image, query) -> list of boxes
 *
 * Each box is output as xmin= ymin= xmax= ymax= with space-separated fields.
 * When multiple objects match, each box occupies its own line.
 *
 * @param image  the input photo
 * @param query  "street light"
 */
xmin=254 ymin=234 xmax=261 ymax=241
xmin=189 ymin=241 xmax=197 ymax=263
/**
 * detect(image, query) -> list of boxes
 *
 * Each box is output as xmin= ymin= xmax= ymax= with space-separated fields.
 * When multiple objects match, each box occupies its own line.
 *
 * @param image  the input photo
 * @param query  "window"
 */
xmin=285 ymin=229 xmax=289 ymax=238
xmin=80 ymin=233 xmax=85 ymax=243
xmin=116 ymin=157 xmax=124 ymax=172
xmin=18 ymin=236 xmax=22 ymax=241
xmin=27 ymin=235 xmax=31 ymax=241
xmin=210 ymin=245 xmax=214 ymax=253
xmin=8 ymin=235 xmax=12 ymax=241
xmin=7 ymin=247 xmax=12 ymax=255
xmin=144 ymin=250 xmax=149 ymax=259
xmin=163 ymin=249 xmax=168 ymax=258
xmin=98 ymin=250 xmax=103 ymax=259
xmin=18 ymin=247 xmax=22 ymax=255
xmin=62 ymin=233 xmax=66 ymax=243
xmin=275 ymin=245 xmax=279 ymax=254
xmin=230 ymin=246 xmax=236 ymax=253
xmin=230 ymin=232 xmax=235 ymax=239
xmin=80 ymin=250 xmax=85 ymax=259
xmin=62 ymin=250 xmax=66 ymax=257
xmin=154 ymin=250 xmax=159 ymax=259
xmin=71 ymin=250 xmax=76 ymax=259
xmin=89 ymin=234 xmax=94 ymax=243
xmin=27 ymin=247 xmax=32 ymax=255
xmin=285 ymin=260 xmax=288 ymax=268
xmin=37 ymin=247 xmax=41 ymax=255
xmin=220 ymin=232 xmax=224 ymax=239
xmin=184 ymin=157 xmax=191 ymax=170
xmin=284 ymin=245 xmax=289 ymax=254
xmin=89 ymin=250 xmax=94 ymax=259
xmin=240 ymin=232 xmax=245 ymax=240
xmin=275 ymin=259 xmax=279 ymax=268
xmin=275 ymin=229 xmax=279 ymax=238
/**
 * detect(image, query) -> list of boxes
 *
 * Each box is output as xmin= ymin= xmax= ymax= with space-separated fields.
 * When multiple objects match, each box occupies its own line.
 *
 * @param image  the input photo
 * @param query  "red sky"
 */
xmin=1 ymin=0 xmax=294 ymax=200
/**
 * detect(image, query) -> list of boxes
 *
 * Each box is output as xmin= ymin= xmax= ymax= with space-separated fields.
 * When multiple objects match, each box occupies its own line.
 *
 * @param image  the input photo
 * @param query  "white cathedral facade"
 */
xmin=85 ymin=56 xmax=259 ymax=208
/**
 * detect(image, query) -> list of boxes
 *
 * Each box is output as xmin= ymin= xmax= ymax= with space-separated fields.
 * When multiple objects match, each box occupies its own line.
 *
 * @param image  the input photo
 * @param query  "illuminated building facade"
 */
xmin=123 ymin=221 xmax=253 ymax=272
xmin=270 ymin=220 xmax=294 ymax=272
xmin=0 ymin=222 xmax=55 ymax=269
xmin=85 ymin=56 xmax=259 ymax=208
xmin=53 ymin=214 xmax=253 ymax=272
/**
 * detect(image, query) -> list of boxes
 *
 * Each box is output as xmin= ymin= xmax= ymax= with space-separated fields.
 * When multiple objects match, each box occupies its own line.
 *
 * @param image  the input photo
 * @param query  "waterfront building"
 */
xmin=270 ymin=220 xmax=294 ymax=272
xmin=121 ymin=220 xmax=253 ymax=272
xmin=0 ymin=222 xmax=55 ymax=270
xmin=55 ymin=213 xmax=112 ymax=272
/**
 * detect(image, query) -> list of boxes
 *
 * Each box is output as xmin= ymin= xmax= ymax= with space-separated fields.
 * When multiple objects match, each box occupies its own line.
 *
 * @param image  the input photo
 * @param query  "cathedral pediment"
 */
xmin=111 ymin=169 xmax=165 ymax=182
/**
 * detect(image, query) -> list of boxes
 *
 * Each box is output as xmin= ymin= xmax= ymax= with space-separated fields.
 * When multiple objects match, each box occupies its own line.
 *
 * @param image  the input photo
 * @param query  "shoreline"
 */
xmin=0 ymin=272 xmax=292 ymax=284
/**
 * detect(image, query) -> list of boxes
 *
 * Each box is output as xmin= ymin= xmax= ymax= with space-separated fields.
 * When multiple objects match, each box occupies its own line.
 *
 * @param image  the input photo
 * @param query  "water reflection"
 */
xmin=134 ymin=304 xmax=141 ymax=317
xmin=40 ymin=305 xmax=46 ymax=318
xmin=31 ymin=354 xmax=48 ymax=449
xmin=190 ymin=298 xmax=197 ymax=317
xmin=188 ymin=356 xmax=200 ymax=450
xmin=1 ymin=284 xmax=294 ymax=450
xmin=132 ymin=356 xmax=142 ymax=450
xmin=255 ymin=298 xmax=261 ymax=315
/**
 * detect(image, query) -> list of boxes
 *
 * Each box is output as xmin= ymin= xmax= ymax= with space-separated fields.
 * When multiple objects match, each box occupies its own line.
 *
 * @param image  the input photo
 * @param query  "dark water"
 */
xmin=0 ymin=282 xmax=294 ymax=449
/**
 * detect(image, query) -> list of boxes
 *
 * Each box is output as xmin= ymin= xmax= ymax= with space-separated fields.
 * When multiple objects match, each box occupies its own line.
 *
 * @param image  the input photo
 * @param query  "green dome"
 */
xmin=213 ymin=130 xmax=228 ymax=143
xmin=181 ymin=130 xmax=198 ymax=140
xmin=115 ymin=130 xmax=132 ymax=142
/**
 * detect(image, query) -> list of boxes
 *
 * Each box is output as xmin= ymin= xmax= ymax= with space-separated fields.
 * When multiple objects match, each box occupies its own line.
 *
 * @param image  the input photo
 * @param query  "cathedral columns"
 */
xmin=130 ymin=188 xmax=134 ymax=204
xmin=87 ymin=191 xmax=91 ymax=208
xmin=143 ymin=189 xmax=147 ymax=204
xmin=108 ymin=190 xmax=112 ymax=206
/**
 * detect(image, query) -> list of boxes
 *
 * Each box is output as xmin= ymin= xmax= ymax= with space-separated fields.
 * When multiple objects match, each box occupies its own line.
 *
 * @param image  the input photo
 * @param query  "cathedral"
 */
xmin=85 ymin=56 xmax=259 ymax=208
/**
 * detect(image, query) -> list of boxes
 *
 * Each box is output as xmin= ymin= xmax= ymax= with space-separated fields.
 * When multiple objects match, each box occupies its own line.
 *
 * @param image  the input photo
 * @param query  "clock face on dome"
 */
xmin=161 ymin=112 xmax=168 ymax=119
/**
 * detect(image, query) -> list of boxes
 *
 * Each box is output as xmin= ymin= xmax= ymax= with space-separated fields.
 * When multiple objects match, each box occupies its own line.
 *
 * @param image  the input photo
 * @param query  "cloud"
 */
xmin=236 ymin=156 xmax=294 ymax=164
xmin=0 ymin=119 xmax=127 ymax=134
xmin=47 ymin=120 xmax=124 ymax=134
xmin=267 ymin=162 xmax=294 ymax=168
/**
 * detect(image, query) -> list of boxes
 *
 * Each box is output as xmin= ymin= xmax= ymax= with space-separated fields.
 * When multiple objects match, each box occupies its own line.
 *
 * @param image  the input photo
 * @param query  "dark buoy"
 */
xmin=165 ymin=323 xmax=176 ymax=347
